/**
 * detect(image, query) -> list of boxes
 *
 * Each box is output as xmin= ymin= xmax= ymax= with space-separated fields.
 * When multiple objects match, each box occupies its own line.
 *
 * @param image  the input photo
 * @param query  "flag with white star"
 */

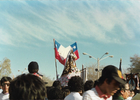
xmin=54 ymin=40 xmax=79 ymax=65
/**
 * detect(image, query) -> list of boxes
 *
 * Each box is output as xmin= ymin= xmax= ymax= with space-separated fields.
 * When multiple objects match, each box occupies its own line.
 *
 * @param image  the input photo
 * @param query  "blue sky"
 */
xmin=0 ymin=0 xmax=140 ymax=79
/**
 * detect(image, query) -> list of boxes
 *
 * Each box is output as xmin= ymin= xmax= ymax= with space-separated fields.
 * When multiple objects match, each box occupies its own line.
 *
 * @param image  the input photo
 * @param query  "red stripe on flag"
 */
xmin=74 ymin=50 xmax=79 ymax=60
xmin=55 ymin=48 xmax=66 ymax=65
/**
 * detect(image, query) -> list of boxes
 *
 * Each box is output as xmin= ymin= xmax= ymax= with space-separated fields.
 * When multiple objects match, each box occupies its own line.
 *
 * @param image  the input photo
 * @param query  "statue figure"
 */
xmin=58 ymin=49 xmax=80 ymax=86
xmin=61 ymin=49 xmax=79 ymax=76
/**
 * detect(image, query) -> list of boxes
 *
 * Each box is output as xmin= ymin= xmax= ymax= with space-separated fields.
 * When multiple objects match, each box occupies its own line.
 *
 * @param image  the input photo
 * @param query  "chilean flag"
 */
xmin=55 ymin=40 xmax=79 ymax=65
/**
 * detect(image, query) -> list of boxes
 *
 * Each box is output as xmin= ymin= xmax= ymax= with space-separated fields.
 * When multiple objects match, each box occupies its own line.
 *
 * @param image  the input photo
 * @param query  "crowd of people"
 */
xmin=0 ymin=61 xmax=139 ymax=100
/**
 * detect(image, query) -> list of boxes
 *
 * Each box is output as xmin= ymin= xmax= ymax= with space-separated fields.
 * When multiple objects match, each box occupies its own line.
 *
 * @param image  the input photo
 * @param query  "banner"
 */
xmin=55 ymin=40 xmax=79 ymax=65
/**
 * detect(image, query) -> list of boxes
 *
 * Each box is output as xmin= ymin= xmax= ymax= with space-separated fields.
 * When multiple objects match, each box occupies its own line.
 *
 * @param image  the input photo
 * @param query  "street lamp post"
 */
xmin=97 ymin=58 xmax=99 ymax=79
xmin=83 ymin=52 xmax=113 ymax=79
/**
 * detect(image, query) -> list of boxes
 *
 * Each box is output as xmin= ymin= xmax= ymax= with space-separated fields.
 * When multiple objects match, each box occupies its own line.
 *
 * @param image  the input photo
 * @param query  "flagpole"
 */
xmin=53 ymin=39 xmax=58 ymax=80
xmin=119 ymin=58 xmax=122 ymax=72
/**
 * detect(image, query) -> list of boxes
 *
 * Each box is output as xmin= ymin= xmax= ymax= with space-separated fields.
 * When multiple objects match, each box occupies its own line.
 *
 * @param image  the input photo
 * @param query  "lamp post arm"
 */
xmin=99 ymin=55 xmax=112 ymax=61
xmin=99 ymin=52 xmax=108 ymax=60
xmin=83 ymin=52 xmax=97 ymax=60
xmin=89 ymin=56 xmax=97 ymax=60
xmin=99 ymin=53 xmax=106 ymax=60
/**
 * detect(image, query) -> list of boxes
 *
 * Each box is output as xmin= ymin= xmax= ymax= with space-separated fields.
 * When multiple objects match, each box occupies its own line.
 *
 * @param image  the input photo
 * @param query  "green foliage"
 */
xmin=0 ymin=58 xmax=12 ymax=78
xmin=130 ymin=54 xmax=140 ymax=74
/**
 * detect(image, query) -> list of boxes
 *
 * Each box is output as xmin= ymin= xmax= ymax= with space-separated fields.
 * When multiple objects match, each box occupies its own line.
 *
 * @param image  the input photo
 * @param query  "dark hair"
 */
xmin=97 ymin=76 xmax=114 ymax=86
xmin=28 ymin=61 xmax=39 ymax=73
xmin=68 ymin=76 xmax=83 ymax=92
xmin=47 ymin=87 xmax=63 ymax=100
xmin=84 ymin=80 xmax=94 ymax=91
xmin=62 ymin=86 xmax=70 ymax=99
xmin=1 ymin=76 xmax=12 ymax=85
xmin=9 ymin=74 xmax=46 ymax=100
xmin=45 ymin=86 xmax=52 ymax=99
xmin=106 ymin=77 xmax=115 ymax=84
xmin=28 ymin=69 xmax=39 ymax=73
xmin=52 ymin=80 xmax=61 ymax=89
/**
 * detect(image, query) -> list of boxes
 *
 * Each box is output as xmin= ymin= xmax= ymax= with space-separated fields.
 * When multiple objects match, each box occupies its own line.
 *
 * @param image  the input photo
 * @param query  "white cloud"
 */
xmin=0 ymin=28 xmax=14 ymax=46
xmin=82 ymin=1 xmax=139 ymax=43
xmin=0 ymin=1 xmax=140 ymax=47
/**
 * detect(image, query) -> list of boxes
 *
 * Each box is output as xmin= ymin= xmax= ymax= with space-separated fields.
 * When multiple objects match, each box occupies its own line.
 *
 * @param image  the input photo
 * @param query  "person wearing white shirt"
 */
xmin=0 ymin=77 xmax=12 ymax=100
xmin=65 ymin=92 xmax=82 ymax=100
xmin=64 ymin=76 xmax=83 ymax=100
xmin=83 ymin=65 xmax=126 ymax=100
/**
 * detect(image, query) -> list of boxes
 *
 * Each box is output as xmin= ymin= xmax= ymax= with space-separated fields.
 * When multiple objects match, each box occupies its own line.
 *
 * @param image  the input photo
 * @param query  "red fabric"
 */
xmin=33 ymin=73 xmax=40 ymax=77
xmin=74 ymin=50 xmax=79 ymax=60
xmin=55 ymin=48 xmax=66 ymax=65
xmin=55 ymin=40 xmax=79 ymax=66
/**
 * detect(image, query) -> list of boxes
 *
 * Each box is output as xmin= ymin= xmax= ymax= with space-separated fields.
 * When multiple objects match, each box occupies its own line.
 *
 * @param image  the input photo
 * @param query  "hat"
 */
xmin=101 ymin=65 xmax=126 ymax=85
xmin=28 ymin=61 xmax=39 ymax=70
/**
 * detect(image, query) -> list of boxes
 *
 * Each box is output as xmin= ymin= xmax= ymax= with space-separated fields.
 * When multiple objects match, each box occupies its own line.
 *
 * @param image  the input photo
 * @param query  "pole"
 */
xmin=119 ymin=58 xmax=122 ymax=72
xmin=53 ymin=39 xmax=58 ymax=80
xmin=83 ymin=52 xmax=113 ymax=79
xmin=97 ymin=58 xmax=99 ymax=79
xmin=82 ymin=65 xmax=84 ymax=83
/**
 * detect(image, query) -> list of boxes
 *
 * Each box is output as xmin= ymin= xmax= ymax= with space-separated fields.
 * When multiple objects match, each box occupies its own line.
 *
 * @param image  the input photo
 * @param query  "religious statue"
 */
xmin=58 ymin=49 xmax=80 ymax=86
xmin=61 ymin=49 xmax=79 ymax=76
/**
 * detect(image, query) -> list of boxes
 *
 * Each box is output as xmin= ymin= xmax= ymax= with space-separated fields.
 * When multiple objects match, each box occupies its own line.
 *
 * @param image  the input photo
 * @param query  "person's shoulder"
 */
xmin=83 ymin=88 xmax=99 ymax=99
xmin=84 ymin=88 xmax=96 ymax=94
xmin=65 ymin=92 xmax=82 ymax=100
xmin=83 ymin=89 xmax=93 ymax=97
xmin=73 ymin=92 xmax=82 ymax=99
xmin=64 ymin=93 xmax=71 ymax=100
xmin=75 ymin=95 xmax=82 ymax=100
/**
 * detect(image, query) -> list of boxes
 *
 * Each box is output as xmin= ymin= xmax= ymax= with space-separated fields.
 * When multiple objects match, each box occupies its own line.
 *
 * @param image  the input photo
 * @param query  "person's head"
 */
xmin=62 ymin=87 xmax=70 ymax=99
xmin=9 ymin=74 xmax=46 ymax=100
xmin=113 ymin=83 xmax=130 ymax=99
xmin=84 ymin=80 xmax=94 ymax=91
xmin=28 ymin=61 xmax=39 ymax=73
xmin=121 ymin=83 xmax=130 ymax=99
xmin=46 ymin=86 xmax=52 ymax=99
xmin=1 ymin=76 xmax=12 ymax=94
xmin=52 ymin=80 xmax=61 ymax=89
xmin=130 ymin=90 xmax=135 ymax=97
xmin=47 ymin=87 xmax=63 ymax=100
xmin=68 ymin=76 xmax=83 ymax=92
xmin=98 ymin=65 xmax=126 ymax=95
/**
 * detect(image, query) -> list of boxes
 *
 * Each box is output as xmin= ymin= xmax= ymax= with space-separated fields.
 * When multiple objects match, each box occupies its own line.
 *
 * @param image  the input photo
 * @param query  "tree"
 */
xmin=130 ymin=54 xmax=140 ymax=74
xmin=0 ymin=58 xmax=12 ymax=78
xmin=86 ymin=64 xmax=127 ymax=82
xmin=42 ymin=75 xmax=54 ymax=86
xmin=86 ymin=64 xmax=104 ymax=82
xmin=122 ymin=68 xmax=129 ymax=78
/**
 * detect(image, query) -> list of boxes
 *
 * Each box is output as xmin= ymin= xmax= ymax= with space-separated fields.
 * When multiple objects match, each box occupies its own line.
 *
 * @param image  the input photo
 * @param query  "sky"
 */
xmin=0 ymin=0 xmax=140 ymax=79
